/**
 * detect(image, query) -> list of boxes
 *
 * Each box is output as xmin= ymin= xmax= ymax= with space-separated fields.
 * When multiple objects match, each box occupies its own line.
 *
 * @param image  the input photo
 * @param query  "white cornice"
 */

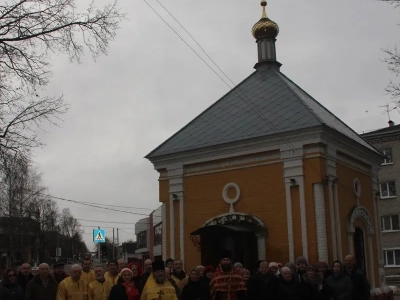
xmin=150 ymin=127 xmax=323 ymax=170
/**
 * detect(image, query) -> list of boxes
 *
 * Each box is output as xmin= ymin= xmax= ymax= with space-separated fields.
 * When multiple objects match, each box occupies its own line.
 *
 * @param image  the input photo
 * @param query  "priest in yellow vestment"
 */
xmin=88 ymin=265 xmax=112 ymax=300
xmin=141 ymin=261 xmax=178 ymax=300
xmin=56 ymin=264 xmax=89 ymax=300
xmin=81 ymin=258 xmax=96 ymax=284
xmin=104 ymin=260 xmax=119 ymax=286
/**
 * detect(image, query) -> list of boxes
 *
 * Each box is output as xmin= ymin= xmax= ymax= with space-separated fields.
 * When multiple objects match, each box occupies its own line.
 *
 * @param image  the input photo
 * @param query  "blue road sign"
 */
xmin=93 ymin=229 xmax=106 ymax=243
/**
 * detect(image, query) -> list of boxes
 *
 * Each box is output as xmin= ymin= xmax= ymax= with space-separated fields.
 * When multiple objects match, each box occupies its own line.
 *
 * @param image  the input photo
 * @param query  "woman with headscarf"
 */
xmin=181 ymin=268 xmax=210 ymax=300
xmin=324 ymin=261 xmax=352 ymax=300
xmin=0 ymin=269 xmax=23 ymax=300
xmin=128 ymin=262 xmax=143 ymax=292
xmin=109 ymin=268 xmax=140 ymax=300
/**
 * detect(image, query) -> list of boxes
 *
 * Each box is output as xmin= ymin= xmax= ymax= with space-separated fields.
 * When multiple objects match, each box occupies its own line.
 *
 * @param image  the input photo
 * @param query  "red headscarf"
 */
xmin=128 ymin=262 xmax=143 ymax=277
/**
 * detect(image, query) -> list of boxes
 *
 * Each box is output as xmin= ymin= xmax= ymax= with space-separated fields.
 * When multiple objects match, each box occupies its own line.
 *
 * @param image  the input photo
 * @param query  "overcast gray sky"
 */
xmin=32 ymin=0 xmax=400 ymax=249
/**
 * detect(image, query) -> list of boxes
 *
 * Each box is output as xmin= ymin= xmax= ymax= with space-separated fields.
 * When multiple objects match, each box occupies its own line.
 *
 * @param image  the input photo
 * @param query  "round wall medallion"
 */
xmin=353 ymin=178 xmax=361 ymax=198
xmin=222 ymin=183 xmax=241 ymax=205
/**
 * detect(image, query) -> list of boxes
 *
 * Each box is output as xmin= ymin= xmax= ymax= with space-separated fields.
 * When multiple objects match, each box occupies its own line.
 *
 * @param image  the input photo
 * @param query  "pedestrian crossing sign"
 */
xmin=93 ymin=229 xmax=106 ymax=243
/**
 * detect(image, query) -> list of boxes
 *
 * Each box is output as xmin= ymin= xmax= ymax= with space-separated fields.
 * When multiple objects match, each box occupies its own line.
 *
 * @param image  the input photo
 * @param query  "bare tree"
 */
xmin=381 ymin=1 xmax=400 ymax=101
xmin=59 ymin=207 xmax=86 ymax=259
xmin=0 ymin=0 xmax=125 ymax=151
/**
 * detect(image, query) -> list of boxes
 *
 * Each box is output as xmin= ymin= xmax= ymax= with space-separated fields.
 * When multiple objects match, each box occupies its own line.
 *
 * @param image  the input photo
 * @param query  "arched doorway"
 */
xmin=190 ymin=213 xmax=267 ymax=270
xmin=353 ymin=227 xmax=366 ymax=274
xmin=347 ymin=206 xmax=374 ymax=282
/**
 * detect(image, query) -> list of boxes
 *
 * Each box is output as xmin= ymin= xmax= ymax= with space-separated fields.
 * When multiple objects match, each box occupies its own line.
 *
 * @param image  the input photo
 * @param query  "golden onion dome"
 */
xmin=252 ymin=0 xmax=279 ymax=40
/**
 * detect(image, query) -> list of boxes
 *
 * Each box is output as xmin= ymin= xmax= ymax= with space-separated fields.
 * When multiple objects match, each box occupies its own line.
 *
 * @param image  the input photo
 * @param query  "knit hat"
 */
xmin=120 ymin=268 xmax=133 ymax=276
xmin=296 ymin=256 xmax=308 ymax=265
xmin=269 ymin=262 xmax=278 ymax=268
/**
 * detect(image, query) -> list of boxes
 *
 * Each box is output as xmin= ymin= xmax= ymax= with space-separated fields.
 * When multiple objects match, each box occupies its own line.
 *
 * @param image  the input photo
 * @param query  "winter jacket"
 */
xmin=247 ymin=272 xmax=279 ymax=300
xmin=0 ymin=281 xmax=24 ymax=300
xmin=181 ymin=279 xmax=210 ymax=300
xmin=345 ymin=267 xmax=370 ymax=300
xmin=324 ymin=274 xmax=353 ymax=300
xmin=16 ymin=273 xmax=34 ymax=294
xmin=278 ymin=276 xmax=299 ymax=300
xmin=24 ymin=274 xmax=58 ymax=300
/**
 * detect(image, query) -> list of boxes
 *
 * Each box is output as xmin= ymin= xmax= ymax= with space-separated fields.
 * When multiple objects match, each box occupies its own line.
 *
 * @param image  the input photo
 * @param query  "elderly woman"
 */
xmin=240 ymin=268 xmax=251 ymax=285
xmin=278 ymin=266 xmax=299 ymax=300
xmin=181 ymin=268 xmax=210 ymax=300
xmin=298 ymin=265 xmax=323 ymax=300
xmin=0 ymin=269 xmax=23 ymax=300
xmin=109 ymin=268 xmax=140 ymax=300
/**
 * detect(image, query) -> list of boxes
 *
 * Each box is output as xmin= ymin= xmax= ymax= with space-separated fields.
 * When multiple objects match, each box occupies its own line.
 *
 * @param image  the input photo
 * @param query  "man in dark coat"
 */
xmin=25 ymin=263 xmax=58 ymax=300
xmin=247 ymin=261 xmax=279 ymax=300
xmin=52 ymin=262 xmax=68 ymax=283
xmin=17 ymin=263 xmax=34 ymax=294
xmin=344 ymin=255 xmax=370 ymax=300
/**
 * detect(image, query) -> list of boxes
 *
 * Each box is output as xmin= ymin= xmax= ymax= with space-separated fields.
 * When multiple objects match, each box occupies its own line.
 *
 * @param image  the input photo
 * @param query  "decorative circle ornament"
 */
xmin=222 ymin=183 xmax=241 ymax=213
xmin=353 ymin=178 xmax=361 ymax=198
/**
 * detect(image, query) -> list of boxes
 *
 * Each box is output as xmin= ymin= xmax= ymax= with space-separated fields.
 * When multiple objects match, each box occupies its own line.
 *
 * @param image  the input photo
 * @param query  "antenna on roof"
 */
xmin=379 ymin=103 xmax=396 ymax=121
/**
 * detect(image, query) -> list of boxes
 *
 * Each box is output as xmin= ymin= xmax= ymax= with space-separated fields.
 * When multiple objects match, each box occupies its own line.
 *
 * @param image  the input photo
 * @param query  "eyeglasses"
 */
xmin=8 ymin=274 xmax=16 ymax=277
xmin=132 ymin=269 xmax=138 ymax=272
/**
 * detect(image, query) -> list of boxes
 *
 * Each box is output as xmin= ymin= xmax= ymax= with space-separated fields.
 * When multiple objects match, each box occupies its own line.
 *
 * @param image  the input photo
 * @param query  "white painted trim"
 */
xmin=313 ymin=183 xmax=328 ymax=262
xmin=368 ymin=235 xmax=375 ymax=288
xmin=328 ymin=181 xmax=338 ymax=260
xmin=179 ymin=198 xmax=185 ymax=262
xmin=162 ymin=203 xmax=167 ymax=260
xmin=298 ymin=176 xmax=308 ymax=257
xmin=169 ymin=198 xmax=175 ymax=258
xmin=347 ymin=233 xmax=354 ymax=255
xmin=285 ymin=181 xmax=295 ymax=262
xmin=348 ymin=206 xmax=374 ymax=235
xmin=257 ymin=235 xmax=266 ymax=260
xmin=333 ymin=182 xmax=343 ymax=261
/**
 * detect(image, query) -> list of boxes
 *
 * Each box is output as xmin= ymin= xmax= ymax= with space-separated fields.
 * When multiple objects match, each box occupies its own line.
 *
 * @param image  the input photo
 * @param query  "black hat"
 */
xmin=108 ymin=259 xmax=118 ymax=266
xmin=220 ymin=249 xmax=232 ymax=260
xmin=152 ymin=261 xmax=165 ymax=272
xmin=53 ymin=262 xmax=65 ymax=268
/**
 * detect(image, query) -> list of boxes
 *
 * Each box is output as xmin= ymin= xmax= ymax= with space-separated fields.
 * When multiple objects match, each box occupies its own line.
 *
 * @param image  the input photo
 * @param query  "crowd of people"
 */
xmin=0 ymin=252 xmax=371 ymax=300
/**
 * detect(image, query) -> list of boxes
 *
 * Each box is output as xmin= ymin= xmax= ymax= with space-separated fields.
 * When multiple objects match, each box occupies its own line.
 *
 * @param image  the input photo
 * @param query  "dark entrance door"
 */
xmin=198 ymin=226 xmax=258 ymax=270
xmin=353 ymin=227 xmax=366 ymax=274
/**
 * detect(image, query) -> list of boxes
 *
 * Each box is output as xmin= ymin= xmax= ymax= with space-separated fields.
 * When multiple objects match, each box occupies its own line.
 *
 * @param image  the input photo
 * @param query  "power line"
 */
xmin=77 ymin=218 xmax=137 ymax=225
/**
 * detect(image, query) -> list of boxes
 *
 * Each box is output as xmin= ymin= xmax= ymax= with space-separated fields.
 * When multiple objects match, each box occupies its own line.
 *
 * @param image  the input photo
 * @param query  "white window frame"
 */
xmin=381 ymin=215 xmax=400 ymax=232
xmin=382 ymin=148 xmax=394 ymax=165
xmin=384 ymin=249 xmax=400 ymax=267
xmin=380 ymin=181 xmax=397 ymax=199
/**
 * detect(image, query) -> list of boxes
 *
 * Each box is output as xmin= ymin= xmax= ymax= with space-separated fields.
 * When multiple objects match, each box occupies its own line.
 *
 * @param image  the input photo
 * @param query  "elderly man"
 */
xmin=141 ymin=261 xmax=178 ymax=300
xmin=81 ymin=257 xmax=95 ymax=284
xmin=53 ymin=262 xmax=68 ymax=283
xmin=344 ymin=255 xmax=370 ymax=300
xmin=104 ymin=260 xmax=119 ymax=286
xmin=56 ymin=264 xmax=89 ymax=300
xmin=117 ymin=259 xmax=127 ymax=273
xmin=25 ymin=263 xmax=58 ymax=300
xmin=140 ymin=259 xmax=153 ymax=288
xmin=171 ymin=259 xmax=188 ymax=290
xmin=210 ymin=250 xmax=246 ymax=300
xmin=88 ymin=265 xmax=112 ymax=300
xmin=17 ymin=263 xmax=34 ymax=294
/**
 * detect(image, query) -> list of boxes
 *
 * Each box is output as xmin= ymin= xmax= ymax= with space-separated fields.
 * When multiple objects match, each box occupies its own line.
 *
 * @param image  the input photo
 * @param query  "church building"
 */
xmin=146 ymin=1 xmax=384 ymax=287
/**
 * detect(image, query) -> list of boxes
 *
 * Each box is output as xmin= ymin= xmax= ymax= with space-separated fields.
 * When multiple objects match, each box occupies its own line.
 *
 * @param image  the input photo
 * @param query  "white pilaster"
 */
xmin=167 ymin=164 xmax=185 ymax=260
xmin=333 ymin=182 xmax=343 ymax=261
xmin=169 ymin=198 xmax=175 ymax=258
xmin=368 ymin=235 xmax=375 ymax=288
xmin=179 ymin=197 xmax=185 ymax=262
xmin=162 ymin=203 xmax=167 ymax=259
xmin=313 ymin=183 xmax=328 ymax=262
xmin=328 ymin=180 xmax=338 ymax=260
xmin=298 ymin=176 xmax=308 ymax=257
xmin=257 ymin=235 xmax=266 ymax=260
xmin=284 ymin=181 xmax=294 ymax=262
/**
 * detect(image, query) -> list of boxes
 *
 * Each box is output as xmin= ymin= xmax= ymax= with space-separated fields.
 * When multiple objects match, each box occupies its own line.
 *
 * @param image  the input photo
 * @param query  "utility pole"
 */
xmin=97 ymin=226 xmax=100 ymax=262
xmin=117 ymin=228 xmax=119 ymax=257
xmin=112 ymin=228 xmax=115 ymax=259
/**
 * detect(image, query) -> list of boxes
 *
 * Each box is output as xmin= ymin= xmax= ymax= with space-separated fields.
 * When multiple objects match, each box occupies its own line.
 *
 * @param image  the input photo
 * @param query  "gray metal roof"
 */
xmin=146 ymin=66 xmax=378 ymax=158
